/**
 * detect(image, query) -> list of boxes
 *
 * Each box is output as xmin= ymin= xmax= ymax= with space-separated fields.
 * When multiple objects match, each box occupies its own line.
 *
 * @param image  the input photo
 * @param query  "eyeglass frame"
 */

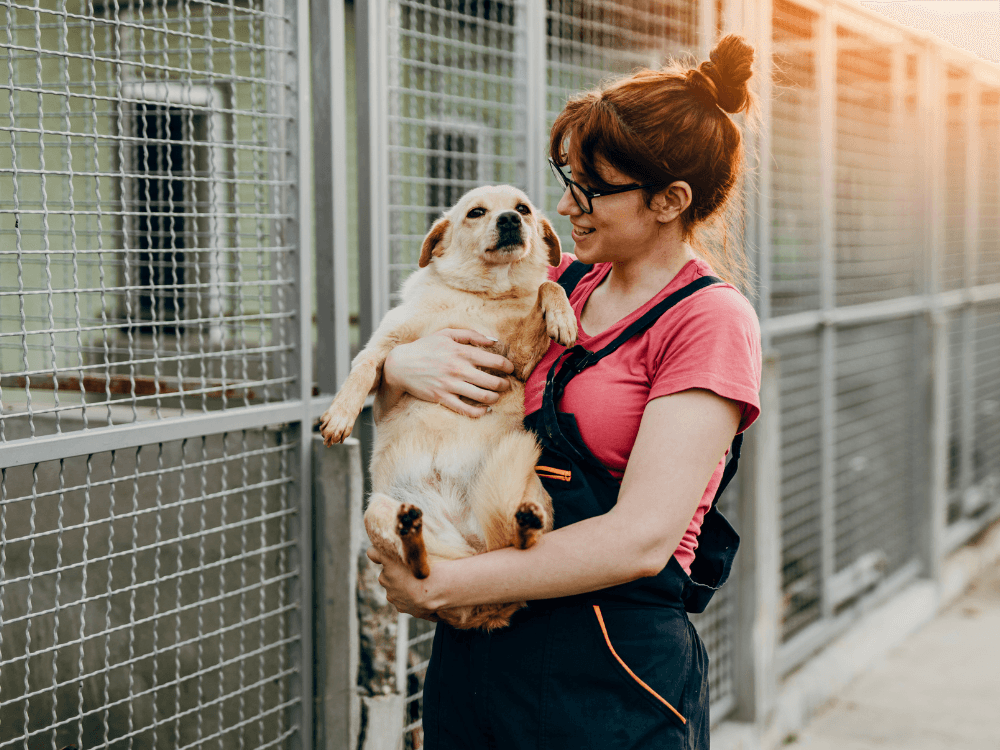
xmin=548 ymin=158 xmax=663 ymax=214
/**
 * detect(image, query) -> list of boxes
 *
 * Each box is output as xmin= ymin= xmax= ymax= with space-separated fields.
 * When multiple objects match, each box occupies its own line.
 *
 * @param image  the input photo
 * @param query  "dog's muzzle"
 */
xmin=490 ymin=210 xmax=524 ymax=251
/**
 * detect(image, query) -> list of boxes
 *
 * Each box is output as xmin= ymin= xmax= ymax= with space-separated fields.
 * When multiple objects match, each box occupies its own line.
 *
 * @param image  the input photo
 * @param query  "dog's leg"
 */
xmin=513 ymin=476 xmax=550 ymax=550
xmin=320 ymin=310 xmax=418 ymax=445
xmin=469 ymin=432 xmax=554 ymax=552
xmin=365 ymin=493 xmax=432 ymax=579
xmin=396 ymin=503 xmax=431 ymax=579
xmin=506 ymin=281 xmax=577 ymax=379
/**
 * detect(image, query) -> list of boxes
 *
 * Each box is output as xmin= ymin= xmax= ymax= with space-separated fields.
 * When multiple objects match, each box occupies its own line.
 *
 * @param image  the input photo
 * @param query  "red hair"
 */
xmin=549 ymin=35 xmax=758 ymax=291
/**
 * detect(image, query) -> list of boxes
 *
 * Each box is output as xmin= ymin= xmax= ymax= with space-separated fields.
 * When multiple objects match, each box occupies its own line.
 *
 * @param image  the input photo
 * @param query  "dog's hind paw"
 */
xmin=515 ymin=501 xmax=546 ymax=549
xmin=397 ymin=504 xmax=431 ymax=579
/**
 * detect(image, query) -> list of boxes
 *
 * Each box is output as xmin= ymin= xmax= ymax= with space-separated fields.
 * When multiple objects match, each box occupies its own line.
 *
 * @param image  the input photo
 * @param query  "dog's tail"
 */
xmin=470 ymin=431 xmax=550 ymax=551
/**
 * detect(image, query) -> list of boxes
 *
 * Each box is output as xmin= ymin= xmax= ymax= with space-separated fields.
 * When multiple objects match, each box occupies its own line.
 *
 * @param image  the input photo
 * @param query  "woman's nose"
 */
xmin=556 ymin=186 xmax=579 ymax=217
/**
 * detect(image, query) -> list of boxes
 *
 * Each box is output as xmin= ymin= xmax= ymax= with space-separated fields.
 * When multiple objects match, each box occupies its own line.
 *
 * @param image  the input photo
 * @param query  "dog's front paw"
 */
xmin=543 ymin=303 xmax=577 ymax=348
xmin=514 ymin=501 xmax=547 ymax=550
xmin=319 ymin=401 xmax=357 ymax=445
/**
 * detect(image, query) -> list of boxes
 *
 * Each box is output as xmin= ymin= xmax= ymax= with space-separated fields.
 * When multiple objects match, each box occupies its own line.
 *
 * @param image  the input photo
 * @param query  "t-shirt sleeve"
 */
xmin=547 ymin=252 xmax=577 ymax=282
xmin=647 ymin=286 xmax=762 ymax=433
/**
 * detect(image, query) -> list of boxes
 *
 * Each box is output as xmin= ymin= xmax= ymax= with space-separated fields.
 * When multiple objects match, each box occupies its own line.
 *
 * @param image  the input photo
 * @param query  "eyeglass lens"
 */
xmin=549 ymin=161 xmax=592 ymax=213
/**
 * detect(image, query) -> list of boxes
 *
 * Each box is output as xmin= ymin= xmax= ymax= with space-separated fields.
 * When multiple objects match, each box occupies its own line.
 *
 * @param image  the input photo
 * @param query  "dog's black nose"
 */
xmin=495 ymin=211 xmax=521 ymax=228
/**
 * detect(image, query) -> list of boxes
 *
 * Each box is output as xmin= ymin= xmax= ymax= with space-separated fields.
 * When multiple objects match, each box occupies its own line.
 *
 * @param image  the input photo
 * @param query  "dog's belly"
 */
xmin=371 ymin=413 xmax=496 ymax=553
xmin=369 ymin=373 xmax=532 ymax=557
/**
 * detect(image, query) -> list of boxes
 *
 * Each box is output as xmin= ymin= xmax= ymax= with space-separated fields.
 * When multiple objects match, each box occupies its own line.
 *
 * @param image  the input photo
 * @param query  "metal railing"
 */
xmin=0 ymin=0 xmax=316 ymax=747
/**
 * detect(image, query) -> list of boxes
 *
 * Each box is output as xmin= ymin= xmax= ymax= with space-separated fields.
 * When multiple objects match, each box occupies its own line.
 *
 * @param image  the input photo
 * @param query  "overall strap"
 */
xmin=540 ymin=274 xmax=725 ymax=447
xmin=555 ymin=260 xmax=593 ymax=297
xmin=712 ymin=432 xmax=742 ymax=507
xmin=550 ymin=275 xmax=724 ymax=401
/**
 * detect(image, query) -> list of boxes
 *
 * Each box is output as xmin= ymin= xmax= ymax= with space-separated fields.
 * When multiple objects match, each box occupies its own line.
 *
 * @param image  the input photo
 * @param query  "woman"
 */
xmin=368 ymin=34 xmax=762 ymax=749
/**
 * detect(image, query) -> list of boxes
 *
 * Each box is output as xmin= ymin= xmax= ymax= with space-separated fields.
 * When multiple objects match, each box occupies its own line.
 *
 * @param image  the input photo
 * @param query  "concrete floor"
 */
xmin=785 ymin=562 xmax=1000 ymax=749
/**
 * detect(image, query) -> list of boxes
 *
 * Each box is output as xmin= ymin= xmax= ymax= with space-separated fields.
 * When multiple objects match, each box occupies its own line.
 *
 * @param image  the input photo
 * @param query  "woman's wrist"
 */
xmin=423 ymin=559 xmax=457 ymax=611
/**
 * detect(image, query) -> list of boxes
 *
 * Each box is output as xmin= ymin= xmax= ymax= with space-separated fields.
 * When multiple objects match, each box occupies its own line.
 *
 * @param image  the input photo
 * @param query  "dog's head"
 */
xmin=418 ymin=186 xmax=561 ymax=287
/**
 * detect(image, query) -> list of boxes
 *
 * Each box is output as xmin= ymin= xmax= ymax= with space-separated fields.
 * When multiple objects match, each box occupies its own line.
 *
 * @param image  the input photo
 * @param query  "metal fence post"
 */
xmin=356 ymin=0 xmax=390 ymax=343
xmin=291 ymin=0 xmax=316 ymax=746
xmin=816 ymin=3 xmax=837 ymax=624
xmin=921 ymin=42 xmax=949 ymax=581
xmin=312 ymin=436 xmax=364 ymax=750
xmin=523 ymin=0 xmax=548 ymax=208
xmin=313 ymin=0 xmax=352 ymax=393
xmin=733 ymin=353 xmax=782 ymax=726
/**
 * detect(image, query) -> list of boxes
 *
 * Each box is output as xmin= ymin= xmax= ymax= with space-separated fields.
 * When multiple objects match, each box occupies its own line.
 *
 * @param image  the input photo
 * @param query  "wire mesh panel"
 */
xmin=770 ymin=0 xmax=821 ymax=316
xmin=834 ymin=29 xmax=921 ymax=306
xmin=0 ymin=0 xmax=297 ymax=440
xmin=943 ymin=68 xmax=969 ymax=292
xmin=833 ymin=319 xmax=918 ymax=603
xmin=0 ymin=430 xmax=301 ymax=750
xmin=774 ymin=332 xmax=823 ymax=641
xmin=689 ymin=467 xmax=740 ymax=718
xmin=947 ymin=309 xmax=967 ymax=525
xmin=544 ymin=0 xmax=701 ymax=244
xmin=979 ymin=88 xmax=1000 ymax=286
xmin=0 ymin=0 xmax=309 ymax=746
xmin=382 ymin=0 xmax=528 ymax=301
xmin=402 ymin=615 xmax=434 ymax=749
xmin=973 ymin=302 xmax=1000 ymax=519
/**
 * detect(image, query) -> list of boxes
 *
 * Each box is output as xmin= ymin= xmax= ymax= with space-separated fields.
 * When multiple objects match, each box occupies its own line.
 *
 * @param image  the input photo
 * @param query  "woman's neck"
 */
xmin=579 ymin=236 xmax=697 ymax=337
xmin=603 ymin=237 xmax=696 ymax=300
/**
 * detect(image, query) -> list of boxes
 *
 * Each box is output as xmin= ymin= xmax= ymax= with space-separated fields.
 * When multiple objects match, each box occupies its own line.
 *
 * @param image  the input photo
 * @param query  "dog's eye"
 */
xmin=516 ymin=204 xmax=531 ymax=216
xmin=466 ymin=207 xmax=486 ymax=219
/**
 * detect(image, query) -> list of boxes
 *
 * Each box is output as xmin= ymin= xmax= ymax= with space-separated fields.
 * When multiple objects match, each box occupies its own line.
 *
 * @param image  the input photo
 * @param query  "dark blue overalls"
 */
xmin=421 ymin=262 xmax=742 ymax=749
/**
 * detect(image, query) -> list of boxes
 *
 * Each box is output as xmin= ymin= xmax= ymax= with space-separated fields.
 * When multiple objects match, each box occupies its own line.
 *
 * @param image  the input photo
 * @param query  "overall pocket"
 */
xmin=589 ymin=604 xmax=692 ymax=726
xmin=539 ymin=604 xmax=693 ymax=749
xmin=591 ymin=605 xmax=688 ymax=726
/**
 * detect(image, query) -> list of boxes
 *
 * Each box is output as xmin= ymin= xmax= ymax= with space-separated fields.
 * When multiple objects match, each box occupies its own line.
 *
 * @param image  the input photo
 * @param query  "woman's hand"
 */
xmin=379 ymin=329 xmax=515 ymax=418
xmin=367 ymin=546 xmax=441 ymax=622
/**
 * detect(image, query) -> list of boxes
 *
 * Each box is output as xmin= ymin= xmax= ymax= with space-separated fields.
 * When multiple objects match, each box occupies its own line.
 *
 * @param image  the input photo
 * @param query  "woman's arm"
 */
xmin=374 ymin=328 xmax=515 ymax=419
xmin=372 ymin=388 xmax=741 ymax=615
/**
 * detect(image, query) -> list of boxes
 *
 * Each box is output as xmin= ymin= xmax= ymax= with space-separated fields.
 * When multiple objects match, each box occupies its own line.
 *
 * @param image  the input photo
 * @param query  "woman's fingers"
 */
xmin=438 ymin=393 xmax=489 ymax=418
xmin=465 ymin=347 xmax=515 ymax=377
xmin=439 ymin=329 xmax=515 ymax=376
xmin=462 ymin=365 xmax=511 ymax=395
xmin=438 ymin=328 xmax=498 ymax=348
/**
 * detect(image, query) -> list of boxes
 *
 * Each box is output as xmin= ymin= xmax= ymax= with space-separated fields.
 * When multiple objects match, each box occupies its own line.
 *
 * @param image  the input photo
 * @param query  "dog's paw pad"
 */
xmin=397 ymin=505 xmax=423 ymax=537
xmin=515 ymin=504 xmax=544 ymax=530
xmin=515 ymin=502 xmax=545 ymax=549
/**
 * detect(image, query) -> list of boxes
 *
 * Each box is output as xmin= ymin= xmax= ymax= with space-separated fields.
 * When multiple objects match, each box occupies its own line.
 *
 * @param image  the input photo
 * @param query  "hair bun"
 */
xmin=690 ymin=34 xmax=755 ymax=114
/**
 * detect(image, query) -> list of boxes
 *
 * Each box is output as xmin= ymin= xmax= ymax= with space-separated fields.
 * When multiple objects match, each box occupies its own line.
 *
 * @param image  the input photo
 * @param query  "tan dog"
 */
xmin=319 ymin=185 xmax=576 ymax=630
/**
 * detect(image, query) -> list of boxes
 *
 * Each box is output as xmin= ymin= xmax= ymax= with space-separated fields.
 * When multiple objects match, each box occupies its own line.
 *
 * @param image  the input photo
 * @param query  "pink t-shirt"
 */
xmin=525 ymin=254 xmax=762 ymax=574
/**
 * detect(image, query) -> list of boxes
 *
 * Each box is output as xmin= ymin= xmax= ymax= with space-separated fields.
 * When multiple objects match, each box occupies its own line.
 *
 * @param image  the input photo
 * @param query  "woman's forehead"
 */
xmin=567 ymin=148 xmax=628 ymax=183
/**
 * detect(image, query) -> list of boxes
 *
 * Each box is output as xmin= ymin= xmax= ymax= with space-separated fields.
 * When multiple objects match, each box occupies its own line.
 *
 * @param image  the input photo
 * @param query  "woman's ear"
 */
xmin=419 ymin=218 xmax=450 ymax=268
xmin=652 ymin=181 xmax=693 ymax=223
xmin=540 ymin=217 xmax=562 ymax=266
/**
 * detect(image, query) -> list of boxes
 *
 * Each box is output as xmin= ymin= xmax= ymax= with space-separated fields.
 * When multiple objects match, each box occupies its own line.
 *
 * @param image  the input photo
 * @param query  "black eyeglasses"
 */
xmin=548 ymin=158 xmax=657 ymax=214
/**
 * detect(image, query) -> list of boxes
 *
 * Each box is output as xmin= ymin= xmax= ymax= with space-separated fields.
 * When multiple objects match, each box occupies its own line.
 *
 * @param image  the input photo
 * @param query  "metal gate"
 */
xmin=0 ymin=0 xmax=314 ymax=747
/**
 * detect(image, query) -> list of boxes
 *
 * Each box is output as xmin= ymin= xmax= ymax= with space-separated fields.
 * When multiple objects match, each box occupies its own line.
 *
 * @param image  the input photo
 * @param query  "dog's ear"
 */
xmin=419 ymin=218 xmax=450 ymax=268
xmin=539 ymin=217 xmax=562 ymax=266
